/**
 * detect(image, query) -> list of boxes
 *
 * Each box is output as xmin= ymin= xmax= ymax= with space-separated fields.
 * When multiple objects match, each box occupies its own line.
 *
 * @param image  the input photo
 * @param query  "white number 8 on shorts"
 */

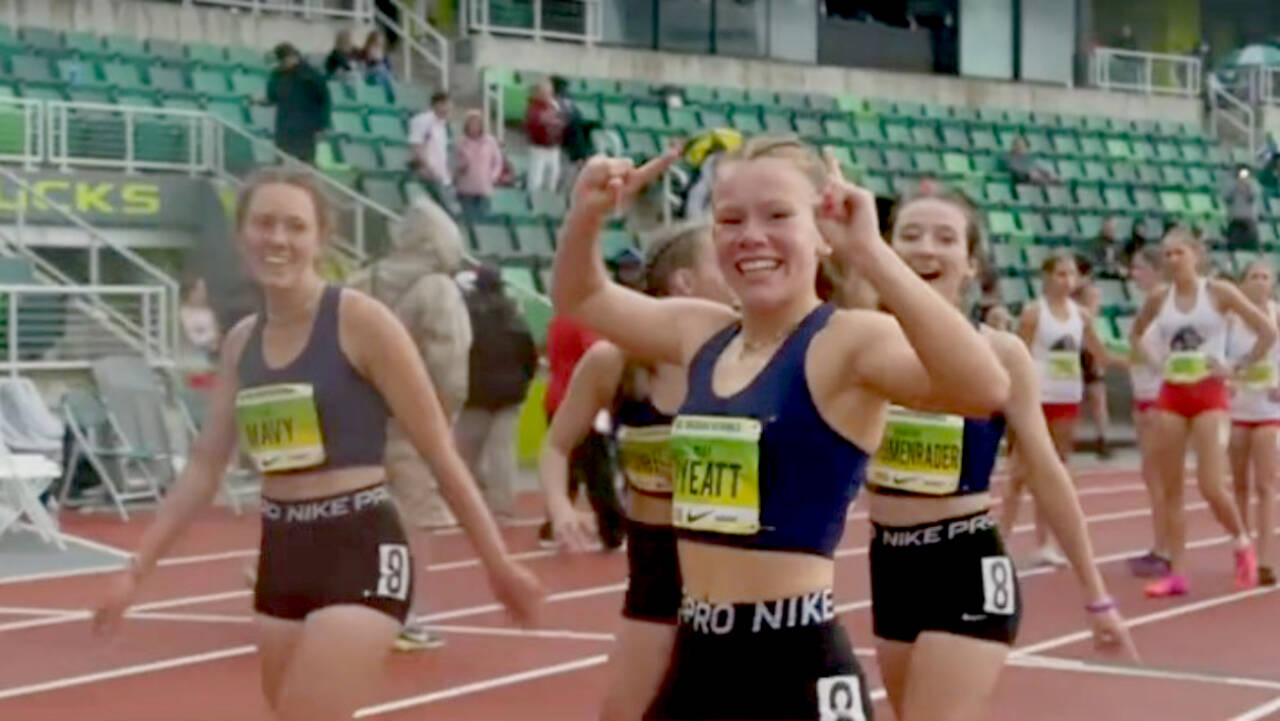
xmin=981 ymin=556 xmax=1017 ymax=615
xmin=817 ymin=675 xmax=866 ymax=721
xmin=376 ymin=544 xmax=411 ymax=601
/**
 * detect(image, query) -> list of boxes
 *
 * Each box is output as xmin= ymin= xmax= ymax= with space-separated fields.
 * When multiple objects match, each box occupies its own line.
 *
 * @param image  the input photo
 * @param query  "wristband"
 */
xmin=1086 ymin=598 xmax=1115 ymax=613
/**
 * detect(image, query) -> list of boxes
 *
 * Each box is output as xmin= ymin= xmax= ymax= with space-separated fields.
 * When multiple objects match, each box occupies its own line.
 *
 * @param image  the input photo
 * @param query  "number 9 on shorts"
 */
xmin=817 ymin=675 xmax=866 ymax=721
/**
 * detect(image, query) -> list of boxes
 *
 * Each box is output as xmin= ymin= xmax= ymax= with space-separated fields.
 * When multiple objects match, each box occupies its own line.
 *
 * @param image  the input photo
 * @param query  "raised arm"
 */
xmin=821 ymin=180 xmax=1010 ymax=416
xmin=94 ymin=318 xmax=251 ymax=633
xmin=992 ymin=331 xmax=1138 ymax=660
xmin=345 ymin=292 xmax=545 ymax=625
xmin=552 ymin=153 xmax=735 ymax=365
xmin=538 ymin=342 xmax=625 ymax=551
xmin=1211 ymin=280 xmax=1278 ymax=370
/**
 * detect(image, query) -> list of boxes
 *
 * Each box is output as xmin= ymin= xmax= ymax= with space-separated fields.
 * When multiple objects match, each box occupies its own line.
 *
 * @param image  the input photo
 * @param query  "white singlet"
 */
xmin=1031 ymin=298 xmax=1085 ymax=405
xmin=1130 ymin=320 xmax=1162 ymax=403
xmin=1152 ymin=278 xmax=1229 ymax=386
xmin=1227 ymin=300 xmax=1280 ymax=422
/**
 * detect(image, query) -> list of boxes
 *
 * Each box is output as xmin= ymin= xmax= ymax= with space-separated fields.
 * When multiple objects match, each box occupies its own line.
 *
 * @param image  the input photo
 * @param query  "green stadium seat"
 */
xmin=227 ymin=45 xmax=268 ymax=69
xmin=666 ymin=107 xmax=699 ymax=133
xmin=1046 ymin=214 xmax=1076 ymax=240
xmin=367 ymin=114 xmax=404 ymax=142
xmin=191 ymin=69 xmax=230 ymax=96
xmin=1103 ymin=186 xmax=1132 ymax=212
xmin=629 ymin=103 xmax=664 ymax=131
xmin=1051 ymin=133 xmax=1081 ymax=157
xmin=747 ymin=87 xmax=776 ymax=106
xmin=1014 ymin=183 xmax=1046 ymax=208
xmin=57 ymin=58 xmax=104 ymax=86
xmin=601 ymin=228 xmax=637 ymax=259
xmin=1056 ymin=160 xmax=1083 ymax=182
xmin=21 ymin=27 xmax=61 ymax=54
xmin=1111 ymin=163 xmax=1138 ymax=184
xmin=352 ymin=82 xmax=391 ymax=108
xmin=1083 ymin=161 xmax=1110 ymax=182
xmin=67 ymin=87 xmax=112 ymax=105
xmin=1179 ymin=143 xmax=1206 ymax=165
xmin=1076 ymin=185 xmax=1105 ymax=210
xmin=1024 ymin=243 xmax=1053 ymax=270
xmin=942 ymin=152 xmax=971 ymax=176
xmin=1187 ymin=192 xmax=1219 ymax=217
xmin=985 ymin=182 xmax=1014 ymax=206
xmin=1160 ymin=191 xmax=1188 ymax=215
xmin=883 ymin=150 xmax=912 ymax=173
xmin=115 ymin=89 xmax=159 ymax=108
xmin=911 ymin=124 xmax=940 ymax=148
xmin=147 ymin=40 xmax=185 ymax=63
xmin=999 ymin=277 xmax=1030 ymax=307
xmin=207 ymin=100 xmax=248 ymax=125
xmin=623 ymin=129 xmax=659 ymax=158
xmin=471 ymin=222 xmax=516 ymax=259
xmin=0 ymin=25 xmax=19 ymax=52
xmin=230 ymin=72 xmax=267 ymax=97
xmin=823 ymin=117 xmax=854 ymax=143
xmin=530 ymin=190 xmax=566 ymax=219
xmin=1132 ymin=188 xmax=1159 ymax=213
xmin=969 ymin=128 xmax=998 ymax=152
xmin=1078 ymin=135 xmax=1106 ymax=158
xmin=337 ymin=139 xmax=379 ymax=171
xmin=63 ymin=31 xmax=104 ymax=58
xmin=379 ymin=143 xmax=412 ymax=171
xmin=135 ymin=118 xmax=192 ymax=164
xmin=730 ymin=109 xmax=763 ymax=134
xmin=395 ymin=84 xmax=433 ymax=113
xmin=763 ymin=111 xmax=793 ymax=134
xmin=988 ymin=210 xmax=1019 ymax=237
xmin=1186 ymin=166 xmax=1215 ymax=190
xmin=187 ymin=43 xmax=226 ymax=67
xmin=103 ymin=61 xmax=144 ymax=88
xmin=332 ymin=111 xmax=369 ymax=139
xmin=941 ymin=126 xmax=970 ymax=150
xmin=1154 ymin=142 xmax=1180 ymax=163
xmin=913 ymin=152 xmax=941 ymax=176
xmin=794 ymin=114 xmax=823 ymax=138
xmin=1136 ymin=163 xmax=1162 ymax=186
xmin=716 ymin=87 xmax=748 ymax=105
xmin=161 ymin=97 xmax=201 ymax=111
xmin=1131 ymin=140 xmax=1155 ymax=162
xmin=1161 ymin=165 xmax=1189 ymax=188
xmin=884 ymin=122 xmax=912 ymax=146
xmin=1106 ymin=138 xmax=1131 ymax=159
xmin=360 ymin=177 xmax=405 ymax=213
xmin=1045 ymin=185 xmax=1072 ymax=209
xmin=514 ymin=220 xmax=555 ymax=259
xmin=1019 ymin=212 xmax=1048 ymax=237
xmin=602 ymin=101 xmax=631 ymax=127
xmin=807 ymin=94 xmax=838 ymax=113
xmin=863 ymin=173 xmax=891 ymax=198
xmin=991 ymin=242 xmax=1024 ymax=273
xmin=491 ymin=188 xmax=531 ymax=218
xmin=11 ymin=55 xmax=54 ymax=84
xmin=20 ymin=86 xmax=66 ymax=102
xmin=249 ymin=104 xmax=275 ymax=133
xmin=855 ymin=120 xmax=886 ymax=145
xmin=104 ymin=34 xmax=147 ymax=61
xmin=147 ymin=65 xmax=187 ymax=93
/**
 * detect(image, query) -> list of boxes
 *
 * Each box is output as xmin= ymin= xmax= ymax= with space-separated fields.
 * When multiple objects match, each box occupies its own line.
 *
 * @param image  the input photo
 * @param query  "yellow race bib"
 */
xmin=1047 ymin=350 xmax=1083 ymax=381
xmin=869 ymin=406 xmax=964 ymax=495
xmin=1239 ymin=360 xmax=1278 ymax=391
xmin=616 ymin=425 xmax=674 ymax=494
xmin=235 ymin=383 xmax=326 ymax=472
xmin=670 ymin=415 xmax=762 ymax=535
xmin=1164 ymin=351 xmax=1210 ymax=384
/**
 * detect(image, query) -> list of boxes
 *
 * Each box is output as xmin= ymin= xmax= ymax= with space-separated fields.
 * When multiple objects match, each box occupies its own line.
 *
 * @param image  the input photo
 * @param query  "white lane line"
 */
xmin=1229 ymin=695 xmax=1280 ymax=721
xmin=0 ymin=645 xmax=258 ymax=701
xmin=1009 ymin=653 xmax=1280 ymax=691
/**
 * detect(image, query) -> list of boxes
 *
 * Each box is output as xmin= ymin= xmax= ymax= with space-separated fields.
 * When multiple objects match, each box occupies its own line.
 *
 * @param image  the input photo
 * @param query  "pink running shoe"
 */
xmin=1235 ymin=545 xmax=1259 ymax=590
xmin=1144 ymin=573 xmax=1190 ymax=598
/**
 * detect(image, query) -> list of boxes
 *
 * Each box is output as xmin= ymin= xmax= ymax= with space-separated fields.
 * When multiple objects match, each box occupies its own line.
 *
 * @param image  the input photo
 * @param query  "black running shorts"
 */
xmin=254 ymin=483 xmax=414 ymax=624
xmin=870 ymin=510 xmax=1021 ymax=645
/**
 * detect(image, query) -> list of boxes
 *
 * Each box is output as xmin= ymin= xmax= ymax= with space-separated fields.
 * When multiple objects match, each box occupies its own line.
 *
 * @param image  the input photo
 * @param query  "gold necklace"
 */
xmin=738 ymin=325 xmax=793 ymax=361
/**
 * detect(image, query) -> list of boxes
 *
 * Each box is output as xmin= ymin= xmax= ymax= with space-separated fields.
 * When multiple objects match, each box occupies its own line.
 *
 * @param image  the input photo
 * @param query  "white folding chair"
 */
xmin=0 ymin=440 xmax=65 ymax=549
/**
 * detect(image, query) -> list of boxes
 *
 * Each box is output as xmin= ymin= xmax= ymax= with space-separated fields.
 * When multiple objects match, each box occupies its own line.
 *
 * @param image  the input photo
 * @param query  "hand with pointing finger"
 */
xmin=569 ymin=150 xmax=680 ymax=222
xmin=814 ymin=179 xmax=885 ymax=271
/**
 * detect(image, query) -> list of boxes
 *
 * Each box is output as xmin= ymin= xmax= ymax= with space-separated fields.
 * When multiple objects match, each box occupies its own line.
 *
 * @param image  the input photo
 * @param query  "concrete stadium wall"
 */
xmin=0 ymin=0 xmax=371 ymax=54
xmin=462 ymin=36 xmax=1203 ymax=125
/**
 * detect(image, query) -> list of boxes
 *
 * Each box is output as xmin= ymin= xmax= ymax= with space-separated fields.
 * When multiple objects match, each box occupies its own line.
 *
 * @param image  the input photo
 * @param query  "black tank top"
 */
xmin=235 ymin=285 xmax=389 ymax=476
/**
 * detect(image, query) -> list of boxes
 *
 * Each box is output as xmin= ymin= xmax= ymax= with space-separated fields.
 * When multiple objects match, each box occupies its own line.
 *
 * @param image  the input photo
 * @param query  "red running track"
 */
xmin=0 ymin=466 xmax=1278 ymax=721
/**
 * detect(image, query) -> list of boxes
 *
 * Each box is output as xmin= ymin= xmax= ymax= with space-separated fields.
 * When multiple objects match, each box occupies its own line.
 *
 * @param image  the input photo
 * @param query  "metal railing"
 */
xmin=376 ymin=0 xmax=450 ymax=89
xmin=46 ymin=101 xmax=212 ymax=176
xmin=0 ymin=98 xmax=43 ymax=171
xmin=0 ymin=285 xmax=168 ymax=374
xmin=463 ymin=0 xmax=603 ymax=44
xmin=0 ymin=166 xmax=180 ymax=362
xmin=1209 ymin=76 xmax=1258 ymax=159
xmin=1248 ymin=66 xmax=1280 ymax=107
xmin=1091 ymin=47 xmax=1202 ymax=98
xmin=183 ymin=0 xmax=375 ymax=20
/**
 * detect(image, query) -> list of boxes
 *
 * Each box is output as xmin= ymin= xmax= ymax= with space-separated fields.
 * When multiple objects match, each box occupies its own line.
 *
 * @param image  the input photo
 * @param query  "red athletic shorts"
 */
xmin=1156 ymin=378 xmax=1231 ymax=418
xmin=1133 ymin=399 xmax=1158 ymax=414
xmin=1042 ymin=403 xmax=1080 ymax=422
xmin=1232 ymin=419 xmax=1280 ymax=429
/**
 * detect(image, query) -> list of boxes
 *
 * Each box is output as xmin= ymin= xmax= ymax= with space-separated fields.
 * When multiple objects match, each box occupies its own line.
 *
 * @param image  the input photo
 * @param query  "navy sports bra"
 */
xmin=235 ymin=285 xmax=390 ymax=476
xmin=867 ymin=410 xmax=1006 ymax=497
xmin=671 ymin=303 xmax=869 ymax=558
xmin=614 ymin=394 xmax=676 ymax=497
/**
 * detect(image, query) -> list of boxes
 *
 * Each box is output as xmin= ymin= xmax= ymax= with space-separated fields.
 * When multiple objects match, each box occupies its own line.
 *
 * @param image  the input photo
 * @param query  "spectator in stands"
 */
xmin=409 ymin=91 xmax=455 ymax=213
xmin=525 ymin=80 xmax=567 ymax=192
xmin=1085 ymin=216 xmax=1124 ymax=277
xmin=1001 ymin=136 xmax=1056 ymax=185
xmin=347 ymin=196 xmax=472 ymax=651
xmin=361 ymin=30 xmax=396 ymax=100
xmin=456 ymin=265 xmax=538 ymax=519
xmin=552 ymin=76 xmax=597 ymax=189
xmin=454 ymin=109 xmax=504 ymax=223
xmin=324 ymin=29 xmax=360 ymax=82
xmin=1225 ymin=165 xmax=1263 ymax=249
xmin=263 ymin=43 xmax=331 ymax=165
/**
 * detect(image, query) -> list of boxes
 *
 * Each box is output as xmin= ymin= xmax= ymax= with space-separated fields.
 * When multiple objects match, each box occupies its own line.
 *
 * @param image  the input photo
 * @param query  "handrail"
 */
xmin=0 ymin=165 xmax=180 ymax=357
xmin=1091 ymin=46 xmax=1201 ymax=98
xmin=1209 ymin=77 xmax=1257 ymax=158
xmin=377 ymin=0 xmax=450 ymax=89
xmin=183 ymin=0 xmax=375 ymax=20
xmin=0 ymin=284 xmax=169 ymax=373
xmin=0 ymin=97 xmax=42 ymax=171
xmin=45 ymin=100 xmax=212 ymax=176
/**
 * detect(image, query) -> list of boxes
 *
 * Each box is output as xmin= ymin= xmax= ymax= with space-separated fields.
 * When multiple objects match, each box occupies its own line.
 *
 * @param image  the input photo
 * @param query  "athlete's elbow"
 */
xmin=964 ymin=365 xmax=1012 ymax=416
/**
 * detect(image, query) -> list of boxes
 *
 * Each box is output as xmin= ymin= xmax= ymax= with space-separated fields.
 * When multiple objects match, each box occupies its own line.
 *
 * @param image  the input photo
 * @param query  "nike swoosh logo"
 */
xmin=686 ymin=510 xmax=712 ymax=523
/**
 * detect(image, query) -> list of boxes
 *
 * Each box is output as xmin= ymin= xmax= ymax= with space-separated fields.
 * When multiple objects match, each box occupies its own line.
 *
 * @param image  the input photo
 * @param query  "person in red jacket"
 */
xmin=525 ymin=80 xmax=567 ymax=192
xmin=539 ymin=314 xmax=626 ymax=549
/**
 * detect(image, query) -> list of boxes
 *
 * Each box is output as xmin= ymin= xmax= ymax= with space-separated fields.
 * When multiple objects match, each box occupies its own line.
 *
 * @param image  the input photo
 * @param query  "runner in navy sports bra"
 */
xmin=93 ymin=170 xmax=545 ymax=720
xmin=858 ymin=189 xmax=1136 ymax=721
xmin=539 ymin=222 xmax=734 ymax=720
xmin=552 ymin=136 xmax=1013 ymax=720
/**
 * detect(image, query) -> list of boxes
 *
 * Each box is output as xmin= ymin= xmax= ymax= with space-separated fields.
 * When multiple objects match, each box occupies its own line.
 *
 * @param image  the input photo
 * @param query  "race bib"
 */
xmin=616 ymin=424 xmax=674 ymax=494
xmin=1164 ymin=351 xmax=1209 ymax=384
xmin=1240 ymin=360 xmax=1279 ymax=391
xmin=868 ymin=406 xmax=964 ymax=495
xmin=1047 ymin=350 xmax=1083 ymax=381
xmin=670 ymin=415 xmax=762 ymax=535
xmin=235 ymin=383 xmax=326 ymax=472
